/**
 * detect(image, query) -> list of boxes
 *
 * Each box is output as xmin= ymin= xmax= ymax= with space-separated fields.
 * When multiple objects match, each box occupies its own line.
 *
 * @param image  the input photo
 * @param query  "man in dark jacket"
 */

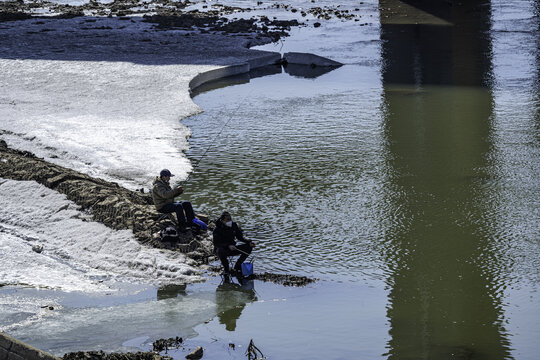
xmin=152 ymin=169 xmax=195 ymax=231
xmin=213 ymin=211 xmax=255 ymax=275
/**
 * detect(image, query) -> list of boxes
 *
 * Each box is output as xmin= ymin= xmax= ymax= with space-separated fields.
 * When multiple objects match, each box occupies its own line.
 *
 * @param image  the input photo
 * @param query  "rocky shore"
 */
xmin=0 ymin=139 xmax=213 ymax=258
xmin=0 ymin=0 xmax=302 ymax=42
xmin=0 ymin=0 xmax=364 ymax=29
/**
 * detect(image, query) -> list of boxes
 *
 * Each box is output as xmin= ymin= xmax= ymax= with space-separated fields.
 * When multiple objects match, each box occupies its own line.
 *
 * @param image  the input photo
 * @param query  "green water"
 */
xmin=182 ymin=74 xmax=535 ymax=360
xmin=178 ymin=1 xmax=539 ymax=358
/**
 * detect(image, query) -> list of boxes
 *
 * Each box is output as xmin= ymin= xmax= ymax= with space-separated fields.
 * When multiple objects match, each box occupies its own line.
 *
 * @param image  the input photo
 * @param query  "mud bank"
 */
xmin=0 ymin=0 xmax=363 ymax=30
xmin=0 ymin=0 xmax=300 ymax=42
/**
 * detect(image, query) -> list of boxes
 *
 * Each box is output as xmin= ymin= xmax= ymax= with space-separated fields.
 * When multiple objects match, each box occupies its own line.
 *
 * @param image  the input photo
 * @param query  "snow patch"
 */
xmin=0 ymin=179 xmax=201 ymax=293
xmin=0 ymin=59 xmax=218 ymax=189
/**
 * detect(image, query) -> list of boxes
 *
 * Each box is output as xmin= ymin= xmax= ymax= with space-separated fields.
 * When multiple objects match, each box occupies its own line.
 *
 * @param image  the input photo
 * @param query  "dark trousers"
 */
xmin=159 ymin=201 xmax=194 ymax=227
xmin=216 ymin=243 xmax=252 ymax=272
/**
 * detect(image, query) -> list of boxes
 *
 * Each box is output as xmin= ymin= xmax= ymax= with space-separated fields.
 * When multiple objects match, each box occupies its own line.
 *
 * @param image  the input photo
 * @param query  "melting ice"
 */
xmin=0 ymin=178 xmax=202 ymax=293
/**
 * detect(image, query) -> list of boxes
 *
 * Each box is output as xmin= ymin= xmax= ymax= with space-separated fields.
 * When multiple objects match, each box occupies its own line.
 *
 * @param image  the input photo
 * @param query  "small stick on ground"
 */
xmin=245 ymin=339 xmax=266 ymax=360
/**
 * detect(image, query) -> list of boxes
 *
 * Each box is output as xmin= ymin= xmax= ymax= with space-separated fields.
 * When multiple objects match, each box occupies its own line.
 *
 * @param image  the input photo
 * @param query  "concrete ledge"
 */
xmin=188 ymin=51 xmax=340 ymax=95
xmin=246 ymin=52 xmax=282 ymax=70
xmin=283 ymin=52 xmax=343 ymax=66
xmin=188 ymin=62 xmax=249 ymax=94
xmin=189 ymin=51 xmax=281 ymax=95
xmin=0 ymin=332 xmax=60 ymax=360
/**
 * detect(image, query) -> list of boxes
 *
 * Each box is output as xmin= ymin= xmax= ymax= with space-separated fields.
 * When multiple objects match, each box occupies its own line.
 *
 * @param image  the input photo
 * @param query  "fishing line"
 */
xmin=183 ymin=100 xmax=244 ymax=184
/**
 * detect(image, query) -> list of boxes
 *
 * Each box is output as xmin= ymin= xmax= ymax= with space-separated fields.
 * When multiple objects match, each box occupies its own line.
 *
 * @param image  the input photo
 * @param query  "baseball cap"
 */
xmin=160 ymin=169 xmax=174 ymax=177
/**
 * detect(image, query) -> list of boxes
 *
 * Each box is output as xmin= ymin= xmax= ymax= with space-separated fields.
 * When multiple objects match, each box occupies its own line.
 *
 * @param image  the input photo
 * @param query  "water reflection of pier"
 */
xmin=379 ymin=1 xmax=511 ymax=358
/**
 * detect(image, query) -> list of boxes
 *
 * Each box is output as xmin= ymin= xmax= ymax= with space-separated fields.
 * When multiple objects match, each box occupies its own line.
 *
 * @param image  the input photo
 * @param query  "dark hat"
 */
xmin=160 ymin=169 xmax=174 ymax=177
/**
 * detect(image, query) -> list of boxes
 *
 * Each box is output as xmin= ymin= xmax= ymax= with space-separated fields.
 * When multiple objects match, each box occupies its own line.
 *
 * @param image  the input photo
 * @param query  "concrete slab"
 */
xmin=283 ymin=52 xmax=342 ymax=66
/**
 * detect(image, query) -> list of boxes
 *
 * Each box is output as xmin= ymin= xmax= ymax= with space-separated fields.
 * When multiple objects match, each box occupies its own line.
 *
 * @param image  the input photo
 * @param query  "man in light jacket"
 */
xmin=152 ymin=169 xmax=194 ymax=232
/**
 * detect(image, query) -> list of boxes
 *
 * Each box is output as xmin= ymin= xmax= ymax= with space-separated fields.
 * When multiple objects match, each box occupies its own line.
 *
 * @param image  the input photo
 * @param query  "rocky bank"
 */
xmin=0 ymin=139 xmax=214 ymax=259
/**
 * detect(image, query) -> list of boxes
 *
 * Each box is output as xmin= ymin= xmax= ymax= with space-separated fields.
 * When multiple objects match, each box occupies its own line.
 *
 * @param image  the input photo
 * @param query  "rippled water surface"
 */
xmin=179 ymin=0 xmax=540 ymax=358
xmin=185 ymin=65 xmax=387 ymax=280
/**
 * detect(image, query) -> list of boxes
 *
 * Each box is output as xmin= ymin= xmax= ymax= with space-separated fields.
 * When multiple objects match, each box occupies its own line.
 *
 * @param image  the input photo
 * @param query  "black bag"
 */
xmin=160 ymin=225 xmax=180 ymax=242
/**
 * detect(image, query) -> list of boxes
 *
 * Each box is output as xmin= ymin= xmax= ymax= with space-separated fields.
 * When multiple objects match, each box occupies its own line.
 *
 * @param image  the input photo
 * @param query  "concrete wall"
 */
xmin=0 ymin=332 xmax=60 ymax=360
xmin=188 ymin=51 xmax=343 ymax=95
xmin=188 ymin=52 xmax=281 ymax=95
xmin=188 ymin=62 xmax=250 ymax=94
xmin=283 ymin=52 xmax=343 ymax=66
xmin=246 ymin=52 xmax=282 ymax=70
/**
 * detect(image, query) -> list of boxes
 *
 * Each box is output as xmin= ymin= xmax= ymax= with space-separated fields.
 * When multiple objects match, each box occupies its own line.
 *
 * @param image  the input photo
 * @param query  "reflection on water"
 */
xmin=379 ymin=1 xmax=515 ymax=358
xmin=189 ymin=64 xmax=338 ymax=97
xmin=216 ymin=278 xmax=257 ymax=332
xmin=380 ymin=84 xmax=510 ymax=358
xmin=380 ymin=0 xmax=493 ymax=87
xmin=157 ymin=284 xmax=187 ymax=301
xmin=180 ymin=0 xmax=539 ymax=358
xmin=283 ymin=64 xmax=343 ymax=79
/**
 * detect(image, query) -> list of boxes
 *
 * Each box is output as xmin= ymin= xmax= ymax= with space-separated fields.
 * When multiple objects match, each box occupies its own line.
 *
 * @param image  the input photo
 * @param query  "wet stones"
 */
xmin=207 ymin=265 xmax=317 ymax=287
xmin=142 ymin=11 xmax=299 ymax=42
xmin=270 ymin=2 xmax=361 ymax=21
xmin=152 ymin=337 xmax=183 ymax=353
xmin=214 ymin=17 xmax=256 ymax=33
xmin=253 ymin=272 xmax=318 ymax=287
xmin=151 ymin=338 xmax=204 ymax=360
xmin=0 ymin=1 xmax=31 ymax=22
xmin=185 ymin=347 xmax=203 ymax=360
xmin=0 ymin=0 xmax=362 ymax=26
xmin=263 ymin=18 xmax=299 ymax=30
xmin=0 ymin=0 xmax=300 ymax=44
xmin=142 ymin=13 xmax=222 ymax=30
xmin=0 ymin=0 xmax=365 ymax=51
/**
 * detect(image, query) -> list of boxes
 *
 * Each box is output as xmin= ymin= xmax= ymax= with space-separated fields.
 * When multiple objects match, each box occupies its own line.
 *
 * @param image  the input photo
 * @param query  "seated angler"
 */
xmin=152 ymin=169 xmax=195 ymax=232
xmin=213 ymin=211 xmax=256 ymax=276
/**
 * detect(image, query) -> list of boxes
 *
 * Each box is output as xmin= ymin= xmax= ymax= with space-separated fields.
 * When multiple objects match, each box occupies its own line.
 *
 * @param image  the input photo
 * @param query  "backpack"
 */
xmin=160 ymin=225 xmax=180 ymax=242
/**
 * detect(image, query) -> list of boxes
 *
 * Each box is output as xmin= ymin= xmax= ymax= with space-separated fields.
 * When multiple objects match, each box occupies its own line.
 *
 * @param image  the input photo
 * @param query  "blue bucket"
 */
xmin=241 ymin=262 xmax=254 ymax=277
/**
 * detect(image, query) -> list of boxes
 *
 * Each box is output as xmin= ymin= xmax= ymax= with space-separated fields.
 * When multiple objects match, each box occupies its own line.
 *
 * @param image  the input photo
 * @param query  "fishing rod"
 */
xmin=235 ymin=248 xmax=252 ymax=257
xmin=182 ymin=100 xmax=244 ymax=185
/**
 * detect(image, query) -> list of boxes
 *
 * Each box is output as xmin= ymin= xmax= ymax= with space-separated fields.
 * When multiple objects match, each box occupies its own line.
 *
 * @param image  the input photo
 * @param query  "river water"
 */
xmin=181 ymin=0 xmax=540 ymax=358
xmin=1 ymin=0 xmax=538 ymax=359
